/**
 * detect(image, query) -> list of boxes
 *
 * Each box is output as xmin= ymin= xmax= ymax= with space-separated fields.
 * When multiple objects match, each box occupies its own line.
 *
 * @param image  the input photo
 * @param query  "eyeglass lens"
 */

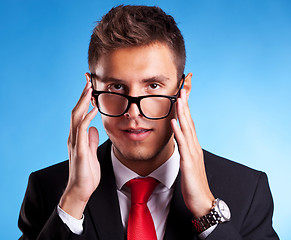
xmin=97 ymin=93 xmax=172 ymax=118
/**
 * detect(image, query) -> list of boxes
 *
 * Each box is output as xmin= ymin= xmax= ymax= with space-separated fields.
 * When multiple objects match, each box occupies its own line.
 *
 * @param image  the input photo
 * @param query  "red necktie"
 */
xmin=126 ymin=177 xmax=159 ymax=240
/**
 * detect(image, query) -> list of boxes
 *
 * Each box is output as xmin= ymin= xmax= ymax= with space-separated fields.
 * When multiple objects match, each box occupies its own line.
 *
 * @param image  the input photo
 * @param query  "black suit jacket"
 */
xmin=18 ymin=140 xmax=279 ymax=239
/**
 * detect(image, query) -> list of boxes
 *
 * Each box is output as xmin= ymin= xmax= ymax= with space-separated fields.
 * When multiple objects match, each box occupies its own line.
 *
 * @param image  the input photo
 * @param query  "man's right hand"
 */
xmin=59 ymin=73 xmax=100 ymax=219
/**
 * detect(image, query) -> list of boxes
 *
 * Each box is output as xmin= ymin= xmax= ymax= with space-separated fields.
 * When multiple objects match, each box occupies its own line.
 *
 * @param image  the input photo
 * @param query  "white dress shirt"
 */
xmin=111 ymin=141 xmax=180 ymax=240
xmin=57 ymin=141 xmax=216 ymax=239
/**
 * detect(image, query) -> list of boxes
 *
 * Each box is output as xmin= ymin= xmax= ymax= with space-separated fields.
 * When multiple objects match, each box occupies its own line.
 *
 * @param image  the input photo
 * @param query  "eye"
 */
xmin=108 ymin=83 xmax=124 ymax=91
xmin=149 ymin=83 xmax=160 ymax=90
xmin=113 ymin=84 xmax=123 ymax=90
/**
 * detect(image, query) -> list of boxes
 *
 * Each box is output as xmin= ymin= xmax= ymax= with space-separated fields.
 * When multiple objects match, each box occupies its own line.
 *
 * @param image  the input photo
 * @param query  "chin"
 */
xmin=112 ymin=133 xmax=174 ymax=164
xmin=114 ymin=143 xmax=157 ymax=162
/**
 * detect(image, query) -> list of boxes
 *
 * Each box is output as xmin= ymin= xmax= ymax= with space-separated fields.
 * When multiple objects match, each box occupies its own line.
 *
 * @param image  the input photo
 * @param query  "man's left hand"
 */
xmin=171 ymin=87 xmax=215 ymax=218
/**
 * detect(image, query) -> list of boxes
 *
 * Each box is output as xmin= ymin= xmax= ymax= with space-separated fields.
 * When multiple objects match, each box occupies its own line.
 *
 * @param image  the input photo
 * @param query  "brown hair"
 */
xmin=88 ymin=5 xmax=186 ymax=79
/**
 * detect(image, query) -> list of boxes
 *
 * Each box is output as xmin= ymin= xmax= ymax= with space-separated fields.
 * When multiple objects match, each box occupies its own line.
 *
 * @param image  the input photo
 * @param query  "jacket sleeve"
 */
xmin=206 ymin=172 xmax=279 ymax=240
xmin=18 ymin=173 xmax=78 ymax=240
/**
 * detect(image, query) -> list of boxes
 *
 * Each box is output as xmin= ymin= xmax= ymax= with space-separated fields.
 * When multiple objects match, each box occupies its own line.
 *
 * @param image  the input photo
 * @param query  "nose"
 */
xmin=125 ymin=101 xmax=142 ymax=119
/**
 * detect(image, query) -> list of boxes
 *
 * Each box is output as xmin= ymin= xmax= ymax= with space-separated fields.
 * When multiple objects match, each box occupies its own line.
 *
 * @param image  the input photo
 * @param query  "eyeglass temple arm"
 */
xmin=181 ymin=74 xmax=185 ymax=89
xmin=90 ymin=73 xmax=98 ymax=91
xmin=174 ymin=74 xmax=185 ymax=98
xmin=90 ymin=73 xmax=93 ymax=85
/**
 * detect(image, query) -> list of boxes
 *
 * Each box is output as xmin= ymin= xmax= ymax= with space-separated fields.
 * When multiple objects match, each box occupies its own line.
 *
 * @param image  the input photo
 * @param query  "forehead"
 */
xmin=93 ymin=43 xmax=178 ymax=84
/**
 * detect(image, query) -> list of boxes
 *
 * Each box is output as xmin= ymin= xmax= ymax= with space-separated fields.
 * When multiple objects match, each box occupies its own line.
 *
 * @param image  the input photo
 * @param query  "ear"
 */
xmin=85 ymin=72 xmax=96 ymax=107
xmin=91 ymin=97 xmax=97 ymax=108
xmin=184 ymin=72 xmax=192 ymax=100
xmin=85 ymin=72 xmax=91 ymax=82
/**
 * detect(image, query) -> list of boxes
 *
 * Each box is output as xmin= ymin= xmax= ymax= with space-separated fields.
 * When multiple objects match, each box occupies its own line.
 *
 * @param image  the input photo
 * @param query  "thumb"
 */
xmin=89 ymin=126 xmax=99 ymax=154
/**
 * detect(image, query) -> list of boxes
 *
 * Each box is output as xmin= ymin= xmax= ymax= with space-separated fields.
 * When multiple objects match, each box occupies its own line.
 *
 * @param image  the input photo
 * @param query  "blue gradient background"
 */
xmin=0 ymin=0 xmax=290 ymax=239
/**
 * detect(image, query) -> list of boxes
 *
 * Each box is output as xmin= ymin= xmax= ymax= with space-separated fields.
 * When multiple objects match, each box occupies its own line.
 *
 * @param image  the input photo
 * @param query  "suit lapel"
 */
xmin=87 ymin=140 xmax=124 ymax=240
xmin=163 ymin=171 xmax=197 ymax=240
xmin=164 ymin=151 xmax=213 ymax=240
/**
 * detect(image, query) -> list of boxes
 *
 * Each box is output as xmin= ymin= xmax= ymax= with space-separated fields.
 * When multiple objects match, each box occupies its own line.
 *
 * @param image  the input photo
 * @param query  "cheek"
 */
xmin=159 ymin=104 xmax=177 ymax=136
xmin=170 ymin=103 xmax=177 ymax=119
xmin=101 ymin=116 xmax=119 ymax=138
xmin=164 ymin=103 xmax=177 ymax=125
xmin=157 ymin=116 xmax=174 ymax=138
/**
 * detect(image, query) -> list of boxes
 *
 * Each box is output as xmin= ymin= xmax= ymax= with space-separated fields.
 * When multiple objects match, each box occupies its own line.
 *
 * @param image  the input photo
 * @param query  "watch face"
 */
xmin=217 ymin=199 xmax=231 ymax=221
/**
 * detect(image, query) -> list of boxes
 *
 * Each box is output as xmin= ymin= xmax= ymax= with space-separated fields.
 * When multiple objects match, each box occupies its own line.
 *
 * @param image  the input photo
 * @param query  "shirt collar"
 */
xmin=111 ymin=140 xmax=180 ymax=191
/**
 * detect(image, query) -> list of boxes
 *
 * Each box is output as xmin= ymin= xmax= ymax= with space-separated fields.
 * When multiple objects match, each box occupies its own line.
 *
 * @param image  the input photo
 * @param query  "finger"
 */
xmin=69 ymin=81 xmax=89 ymax=134
xmin=73 ymin=82 xmax=92 ymax=119
xmin=171 ymin=119 xmax=191 ymax=162
xmin=180 ymin=89 xmax=195 ymax=137
xmin=72 ymin=81 xmax=89 ymax=121
xmin=180 ymin=89 xmax=201 ymax=150
xmin=71 ymin=86 xmax=93 ymax=140
xmin=73 ymin=81 xmax=90 ymax=113
xmin=176 ymin=97 xmax=196 ymax=152
xmin=69 ymin=81 xmax=90 ymax=134
xmin=88 ymin=126 xmax=99 ymax=155
xmin=76 ymin=107 xmax=98 ymax=151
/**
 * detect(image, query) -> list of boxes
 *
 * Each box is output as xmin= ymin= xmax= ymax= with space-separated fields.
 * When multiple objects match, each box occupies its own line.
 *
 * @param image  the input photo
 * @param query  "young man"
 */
xmin=19 ymin=5 xmax=279 ymax=240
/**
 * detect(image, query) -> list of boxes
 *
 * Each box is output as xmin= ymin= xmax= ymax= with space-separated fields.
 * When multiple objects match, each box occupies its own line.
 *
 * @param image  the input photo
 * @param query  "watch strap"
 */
xmin=192 ymin=208 xmax=222 ymax=233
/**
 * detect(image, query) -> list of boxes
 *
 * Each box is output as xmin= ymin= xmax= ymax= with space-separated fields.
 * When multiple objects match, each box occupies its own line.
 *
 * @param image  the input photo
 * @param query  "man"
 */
xmin=18 ymin=5 xmax=279 ymax=240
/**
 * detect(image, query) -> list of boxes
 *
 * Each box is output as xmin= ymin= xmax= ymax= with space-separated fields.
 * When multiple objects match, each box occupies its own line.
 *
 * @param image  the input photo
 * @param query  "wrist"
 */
xmin=59 ymin=189 xmax=88 ymax=219
xmin=189 ymin=197 xmax=215 ymax=218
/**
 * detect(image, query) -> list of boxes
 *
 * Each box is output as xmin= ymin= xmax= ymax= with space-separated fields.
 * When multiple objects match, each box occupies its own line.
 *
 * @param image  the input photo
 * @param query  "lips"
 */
xmin=122 ymin=128 xmax=153 ymax=141
xmin=125 ymin=129 xmax=151 ymax=133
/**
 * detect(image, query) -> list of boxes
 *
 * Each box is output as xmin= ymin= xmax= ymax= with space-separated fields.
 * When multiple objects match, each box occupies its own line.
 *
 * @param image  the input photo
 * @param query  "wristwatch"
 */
xmin=192 ymin=198 xmax=231 ymax=233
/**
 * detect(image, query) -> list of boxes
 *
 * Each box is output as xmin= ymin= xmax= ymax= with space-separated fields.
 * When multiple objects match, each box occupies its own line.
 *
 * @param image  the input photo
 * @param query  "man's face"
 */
xmin=92 ymin=42 xmax=180 ymax=172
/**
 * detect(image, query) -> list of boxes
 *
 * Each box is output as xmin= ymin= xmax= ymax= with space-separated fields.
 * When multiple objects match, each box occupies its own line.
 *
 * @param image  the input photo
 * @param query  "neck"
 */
xmin=113 ymin=137 xmax=175 ymax=176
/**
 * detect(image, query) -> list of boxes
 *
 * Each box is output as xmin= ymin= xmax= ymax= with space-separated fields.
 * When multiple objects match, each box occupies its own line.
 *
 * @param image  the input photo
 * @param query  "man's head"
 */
xmin=88 ymin=5 xmax=186 ymax=80
xmin=87 ymin=5 xmax=191 ymax=175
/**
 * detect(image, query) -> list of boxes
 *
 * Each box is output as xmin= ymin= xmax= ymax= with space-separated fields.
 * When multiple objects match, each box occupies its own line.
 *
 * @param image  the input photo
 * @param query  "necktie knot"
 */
xmin=126 ymin=177 xmax=158 ymax=205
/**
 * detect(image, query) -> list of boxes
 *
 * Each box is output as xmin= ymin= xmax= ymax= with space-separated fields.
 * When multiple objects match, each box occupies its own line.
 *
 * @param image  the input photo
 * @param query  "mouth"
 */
xmin=122 ymin=128 xmax=153 ymax=141
xmin=125 ymin=129 xmax=151 ymax=133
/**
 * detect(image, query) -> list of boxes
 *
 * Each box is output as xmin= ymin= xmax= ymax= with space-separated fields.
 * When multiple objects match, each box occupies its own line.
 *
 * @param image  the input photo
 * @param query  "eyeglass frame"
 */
xmin=90 ymin=74 xmax=185 ymax=120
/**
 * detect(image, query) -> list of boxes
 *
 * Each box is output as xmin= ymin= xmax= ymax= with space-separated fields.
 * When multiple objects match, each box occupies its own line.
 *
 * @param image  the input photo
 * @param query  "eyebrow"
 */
xmin=142 ymin=75 xmax=170 ymax=84
xmin=92 ymin=74 xmax=170 ymax=84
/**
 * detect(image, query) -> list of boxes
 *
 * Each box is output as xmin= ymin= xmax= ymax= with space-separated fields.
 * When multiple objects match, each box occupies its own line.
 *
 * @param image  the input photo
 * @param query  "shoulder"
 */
xmin=31 ymin=139 xmax=112 ymax=179
xmin=31 ymin=160 xmax=69 ymax=182
xmin=26 ymin=160 xmax=69 ymax=207
xmin=202 ymin=149 xmax=269 ymax=202
xmin=28 ymin=139 xmax=112 ymax=195
xmin=203 ymin=149 xmax=272 ymax=218
xmin=203 ymin=149 xmax=263 ymax=181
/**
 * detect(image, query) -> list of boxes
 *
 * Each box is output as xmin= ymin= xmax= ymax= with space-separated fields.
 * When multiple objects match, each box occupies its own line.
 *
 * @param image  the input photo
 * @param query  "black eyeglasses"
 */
xmin=90 ymin=74 xmax=185 ymax=120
